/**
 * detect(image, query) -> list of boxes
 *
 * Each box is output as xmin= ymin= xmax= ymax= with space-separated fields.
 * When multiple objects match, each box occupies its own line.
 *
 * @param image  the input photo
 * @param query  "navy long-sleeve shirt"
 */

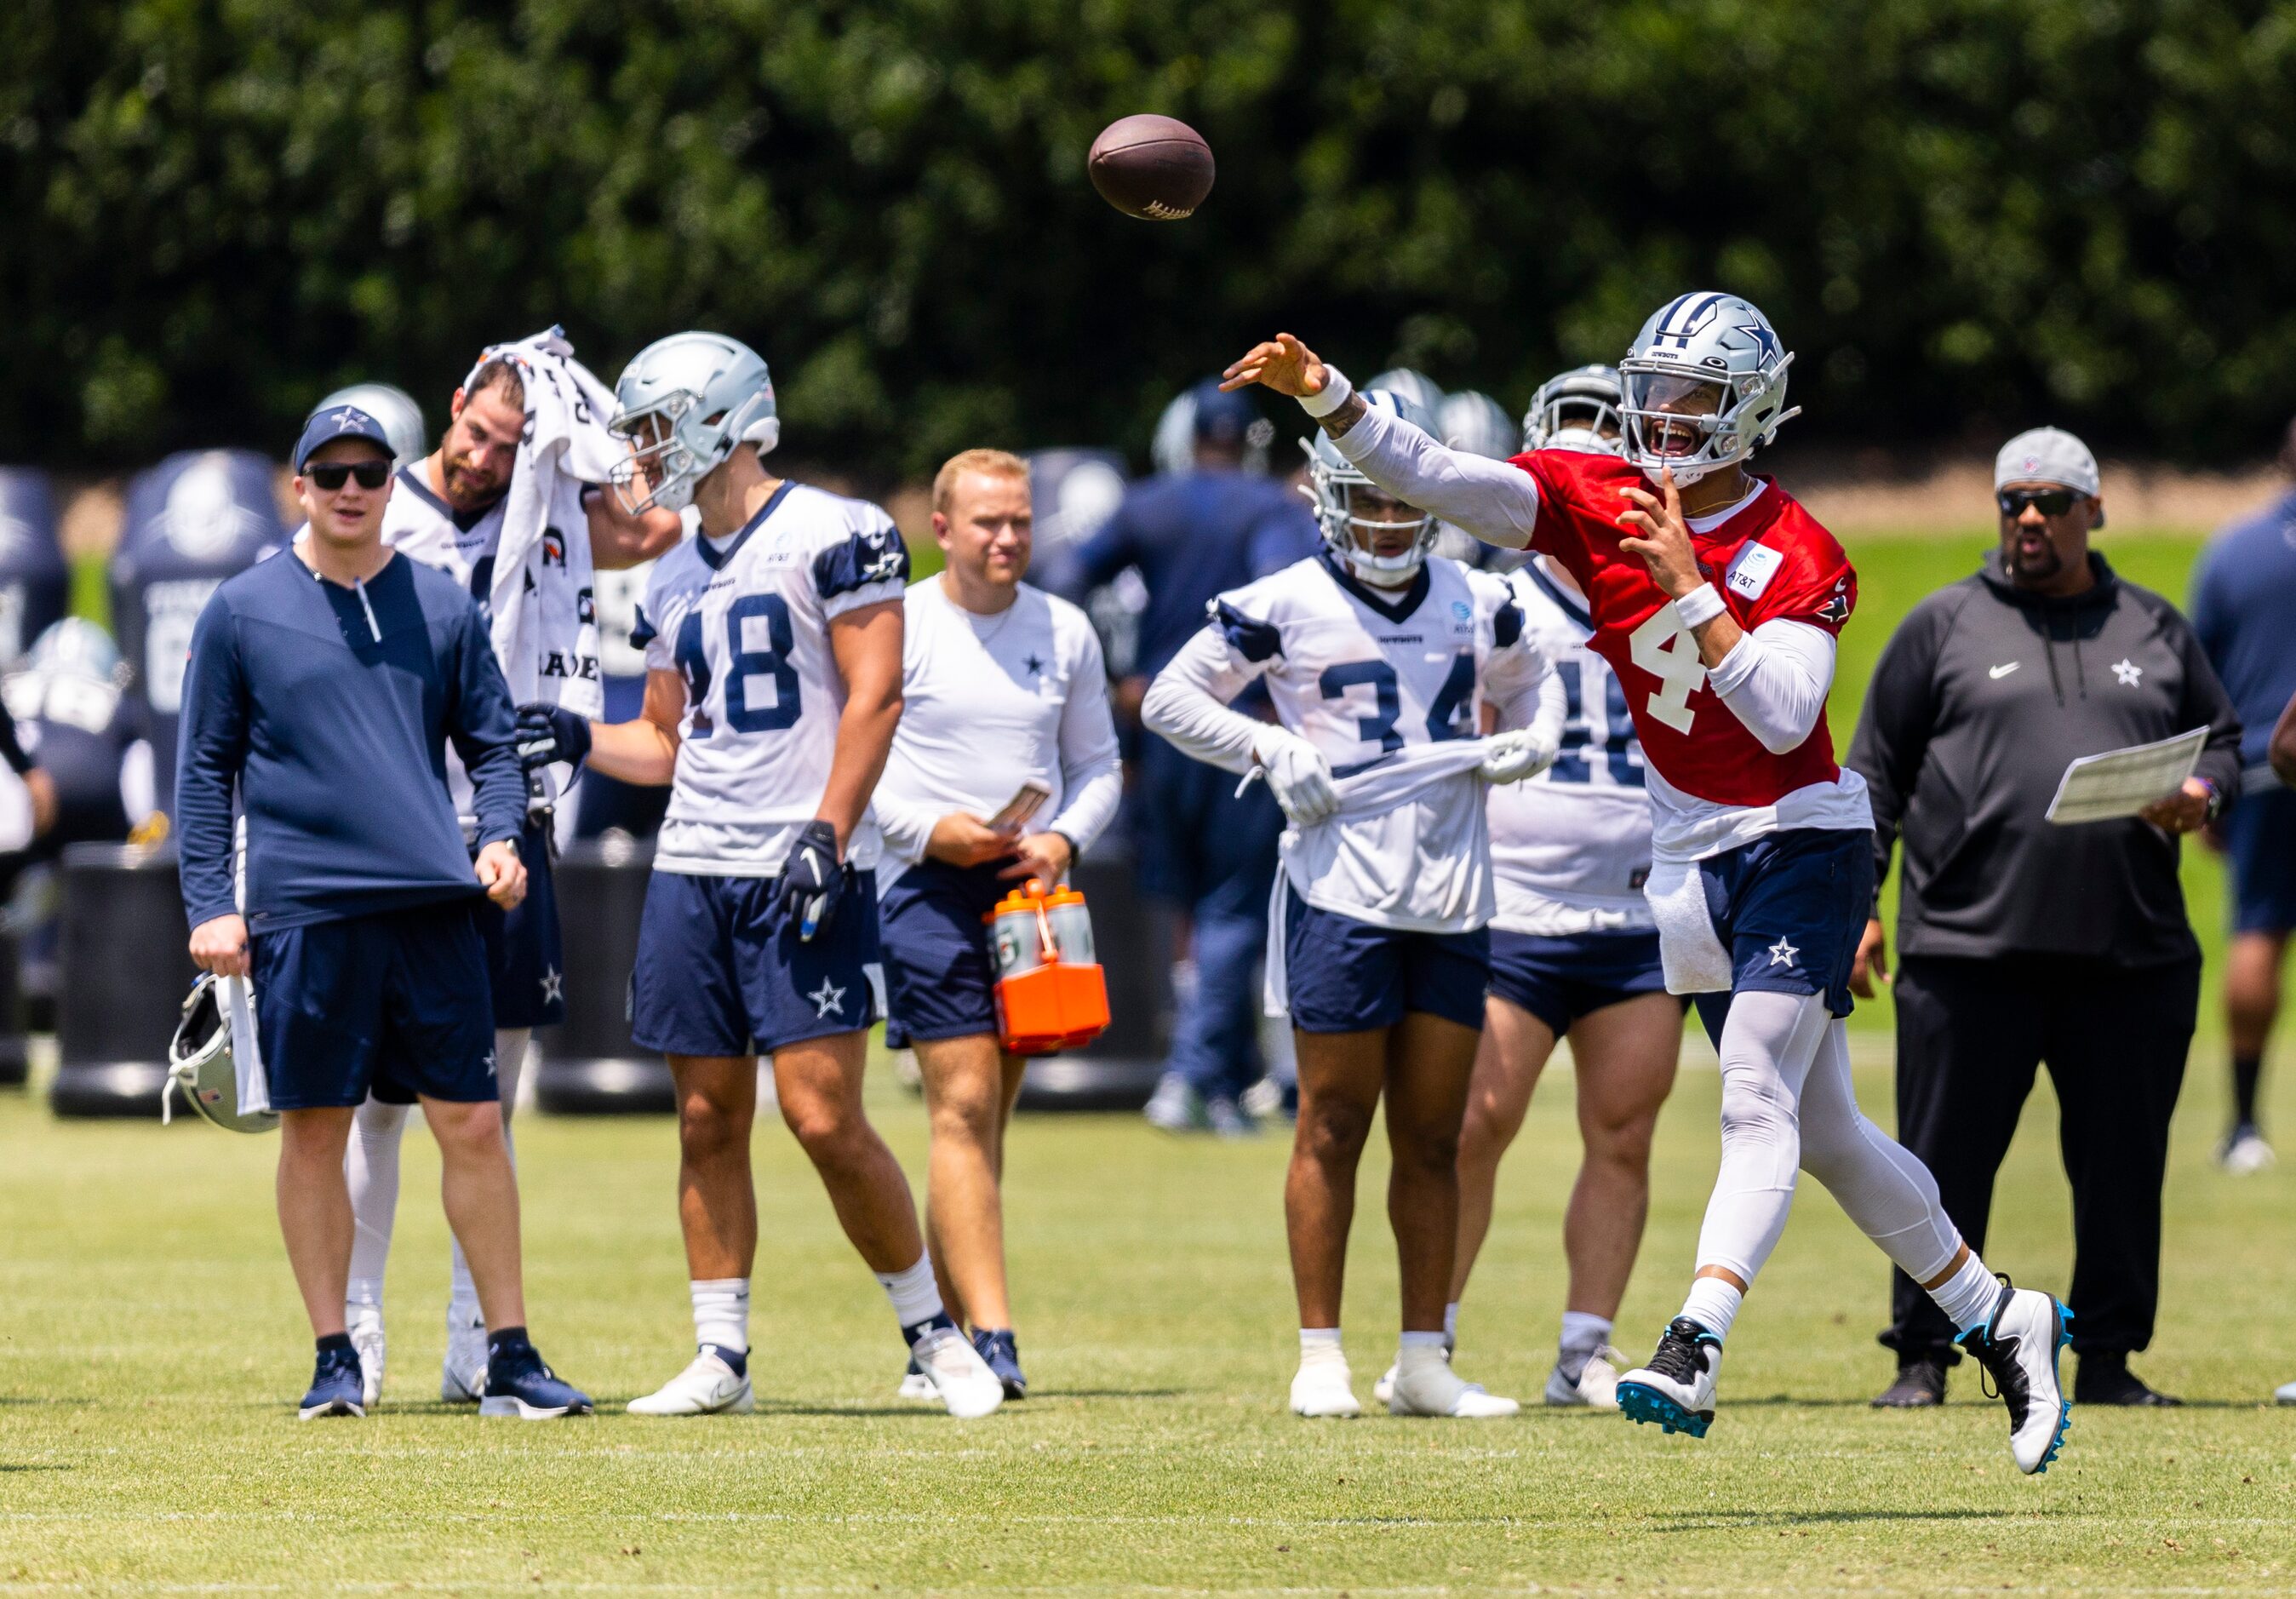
xmin=175 ymin=547 xmax=524 ymax=931
xmin=2189 ymin=488 xmax=2296 ymax=768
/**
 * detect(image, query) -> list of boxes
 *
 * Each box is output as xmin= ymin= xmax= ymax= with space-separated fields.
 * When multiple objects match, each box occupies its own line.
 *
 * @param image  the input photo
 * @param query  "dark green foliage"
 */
xmin=5 ymin=1 xmax=2293 ymax=475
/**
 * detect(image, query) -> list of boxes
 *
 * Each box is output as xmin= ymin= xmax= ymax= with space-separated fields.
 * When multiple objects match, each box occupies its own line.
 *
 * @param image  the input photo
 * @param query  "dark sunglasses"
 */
xmin=1996 ymin=488 xmax=2079 ymax=519
xmin=307 ymin=461 xmax=391 ymax=491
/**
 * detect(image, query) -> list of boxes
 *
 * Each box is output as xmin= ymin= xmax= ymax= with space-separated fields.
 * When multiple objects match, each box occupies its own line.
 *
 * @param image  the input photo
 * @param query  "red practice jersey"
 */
xmin=1511 ymin=450 xmax=1857 ymax=810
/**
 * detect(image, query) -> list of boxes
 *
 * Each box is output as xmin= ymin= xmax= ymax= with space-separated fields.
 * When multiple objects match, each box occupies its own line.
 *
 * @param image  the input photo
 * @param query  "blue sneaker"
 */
xmin=298 ymin=1344 xmax=365 ymax=1420
xmin=972 ymin=1328 xmax=1027 ymax=1400
xmin=478 ymin=1340 xmax=594 ymax=1420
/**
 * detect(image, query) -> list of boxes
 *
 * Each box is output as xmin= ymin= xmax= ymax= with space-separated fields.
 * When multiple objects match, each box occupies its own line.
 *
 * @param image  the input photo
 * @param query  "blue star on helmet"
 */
xmin=1736 ymin=320 xmax=1779 ymax=361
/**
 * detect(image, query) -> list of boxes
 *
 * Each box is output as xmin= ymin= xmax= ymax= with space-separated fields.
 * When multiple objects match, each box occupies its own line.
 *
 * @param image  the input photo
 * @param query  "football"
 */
xmin=1088 ymin=114 xmax=1215 ymax=221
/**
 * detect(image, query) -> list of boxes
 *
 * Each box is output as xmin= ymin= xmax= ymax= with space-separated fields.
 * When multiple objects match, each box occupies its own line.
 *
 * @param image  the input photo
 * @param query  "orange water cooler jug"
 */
xmin=986 ymin=878 xmax=1110 ymax=1056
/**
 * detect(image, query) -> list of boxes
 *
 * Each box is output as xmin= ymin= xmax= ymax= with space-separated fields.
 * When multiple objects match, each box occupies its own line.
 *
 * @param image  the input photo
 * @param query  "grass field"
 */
xmin=5 ymin=524 xmax=2287 ymax=1598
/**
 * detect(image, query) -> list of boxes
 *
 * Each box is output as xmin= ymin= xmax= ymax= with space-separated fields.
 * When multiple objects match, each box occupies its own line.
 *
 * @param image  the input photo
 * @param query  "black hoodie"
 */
xmin=1847 ymin=552 xmax=2241 ymax=965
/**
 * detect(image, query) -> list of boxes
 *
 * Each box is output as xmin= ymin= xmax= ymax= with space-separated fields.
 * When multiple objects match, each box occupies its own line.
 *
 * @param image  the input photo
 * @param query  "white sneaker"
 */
xmin=1617 ymin=1318 xmax=1723 ymax=1437
xmin=346 ymin=1308 xmax=386 ymax=1411
xmin=896 ymin=1365 xmax=936 ymax=1401
xmin=1389 ymin=1352 xmax=1519 ymax=1418
xmin=911 ymin=1327 xmax=1004 ymax=1418
xmin=2273 ymin=1377 xmax=2296 ymax=1405
xmin=1956 ymin=1281 xmax=2071 ymax=1476
xmin=627 ymin=1350 xmax=755 ymax=1416
xmin=441 ymin=1319 xmax=489 ymax=1405
xmin=1371 ymin=1362 xmax=1398 ymax=1406
xmin=1290 ymin=1356 xmax=1361 ymax=1418
xmin=2219 ymin=1125 xmax=2276 ymax=1174
xmin=1545 ymin=1346 xmax=1624 ymax=1409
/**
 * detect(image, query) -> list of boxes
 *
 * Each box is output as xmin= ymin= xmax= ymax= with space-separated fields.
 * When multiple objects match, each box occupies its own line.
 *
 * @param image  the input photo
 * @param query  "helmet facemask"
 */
xmin=1303 ymin=447 xmax=1438 ymax=587
xmin=1618 ymin=362 xmax=1792 ymax=485
xmin=609 ymin=394 xmax=705 ymax=516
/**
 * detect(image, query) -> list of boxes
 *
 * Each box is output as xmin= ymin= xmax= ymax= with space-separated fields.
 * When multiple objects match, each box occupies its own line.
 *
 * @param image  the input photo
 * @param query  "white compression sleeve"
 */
xmin=1140 ymin=628 xmax=1269 ymax=776
xmin=1691 ymin=990 xmax=1831 ymax=1287
xmin=1703 ymin=619 xmax=1837 ymax=755
xmin=1045 ymin=632 xmax=1125 ymax=854
xmin=1794 ymin=1017 xmax=1963 ymax=1282
xmin=346 ymin=1097 xmax=412 ymax=1291
xmin=1327 ymin=401 xmax=1542 ymax=549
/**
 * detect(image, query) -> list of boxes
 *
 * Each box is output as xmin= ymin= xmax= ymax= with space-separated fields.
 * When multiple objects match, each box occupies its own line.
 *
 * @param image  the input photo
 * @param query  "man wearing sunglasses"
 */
xmin=1847 ymin=425 xmax=2242 ymax=1410
xmin=175 ymin=404 xmax=592 ymax=1420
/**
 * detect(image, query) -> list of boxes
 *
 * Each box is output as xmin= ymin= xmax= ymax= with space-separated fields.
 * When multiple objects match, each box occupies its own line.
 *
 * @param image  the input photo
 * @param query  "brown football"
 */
xmin=1088 ymin=114 xmax=1215 ymax=221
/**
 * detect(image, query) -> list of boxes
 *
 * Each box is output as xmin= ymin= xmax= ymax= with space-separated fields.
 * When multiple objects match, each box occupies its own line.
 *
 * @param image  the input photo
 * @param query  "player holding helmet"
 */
xmin=1143 ymin=388 xmax=1559 ymax=1420
xmin=582 ymin=332 xmax=1004 ymax=1420
xmin=1224 ymin=295 xmax=2072 ymax=1475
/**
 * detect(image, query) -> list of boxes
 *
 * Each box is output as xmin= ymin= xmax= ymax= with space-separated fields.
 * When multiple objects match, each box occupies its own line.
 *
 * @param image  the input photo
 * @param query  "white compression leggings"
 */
xmin=1694 ymin=991 xmax=1961 ymax=1288
xmin=343 ymin=1028 xmax=529 ymax=1309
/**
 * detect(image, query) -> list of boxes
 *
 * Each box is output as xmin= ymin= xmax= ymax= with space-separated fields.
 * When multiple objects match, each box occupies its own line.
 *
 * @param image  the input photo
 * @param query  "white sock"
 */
xmin=875 ymin=1255 xmax=945 ymax=1331
xmin=1298 ymin=1327 xmax=1345 ymax=1369
xmin=1397 ymin=1330 xmax=1448 ymax=1371
xmin=1442 ymin=1302 xmax=1459 ymax=1344
xmin=1680 ymin=1277 xmax=1743 ymax=1344
xmin=1558 ymin=1310 xmax=1612 ymax=1381
xmin=1926 ymin=1249 xmax=2000 ymax=1334
xmin=690 ymin=1278 xmax=750 ymax=1355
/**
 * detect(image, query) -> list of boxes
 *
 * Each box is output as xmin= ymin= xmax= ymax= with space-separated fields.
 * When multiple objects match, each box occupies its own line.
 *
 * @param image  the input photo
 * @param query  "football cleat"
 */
xmin=1142 ymin=1074 xmax=1205 ymax=1134
xmin=1389 ymin=1355 xmax=1519 ymax=1418
xmin=1616 ymin=1317 xmax=1723 ymax=1437
xmin=346 ymin=1308 xmax=386 ymax=1411
xmin=627 ymin=1349 xmax=755 ymax=1416
xmin=1545 ymin=1346 xmax=1624 ymax=1409
xmin=971 ymin=1328 xmax=1027 ymax=1400
xmin=478 ymin=1343 xmax=594 ymax=1420
xmin=896 ymin=1353 xmax=936 ymax=1401
xmin=1290 ymin=1357 xmax=1362 ymax=1418
xmin=1371 ymin=1362 xmax=1397 ymax=1407
xmin=440 ymin=1316 xmax=489 ymax=1405
xmin=2273 ymin=1376 xmax=2296 ymax=1406
xmin=910 ymin=1327 xmax=1004 ymax=1418
xmin=299 ymin=1344 xmax=366 ymax=1420
xmin=1871 ymin=1357 xmax=1948 ymax=1408
xmin=2218 ymin=1123 xmax=2275 ymax=1175
xmin=1955 ymin=1279 xmax=2071 ymax=1475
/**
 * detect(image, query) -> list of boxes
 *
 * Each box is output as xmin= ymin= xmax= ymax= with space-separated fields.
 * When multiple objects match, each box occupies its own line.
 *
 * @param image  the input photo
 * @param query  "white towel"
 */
xmin=463 ymin=326 xmax=613 ymax=721
xmin=1641 ymin=856 xmax=1734 ymax=995
xmin=221 ymin=974 xmax=269 ymax=1116
xmin=1262 ymin=740 xmax=1498 ymax=1017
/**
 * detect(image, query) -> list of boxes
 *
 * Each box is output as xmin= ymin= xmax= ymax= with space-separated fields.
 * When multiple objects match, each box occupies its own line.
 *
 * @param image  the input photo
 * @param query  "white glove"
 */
xmin=1253 ymin=729 xmax=1340 ymax=825
xmin=1478 ymin=726 xmax=1559 ymax=785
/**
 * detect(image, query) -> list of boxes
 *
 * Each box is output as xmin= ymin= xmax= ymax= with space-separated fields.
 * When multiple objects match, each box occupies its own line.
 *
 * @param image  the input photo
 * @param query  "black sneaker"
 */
xmin=1871 ymin=1357 xmax=1947 ymax=1407
xmin=2074 ymin=1351 xmax=2180 ymax=1407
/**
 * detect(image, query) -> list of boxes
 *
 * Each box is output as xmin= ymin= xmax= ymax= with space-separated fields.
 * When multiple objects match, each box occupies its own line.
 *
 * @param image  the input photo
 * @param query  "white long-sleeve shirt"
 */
xmin=872 ymin=576 xmax=1122 ymax=889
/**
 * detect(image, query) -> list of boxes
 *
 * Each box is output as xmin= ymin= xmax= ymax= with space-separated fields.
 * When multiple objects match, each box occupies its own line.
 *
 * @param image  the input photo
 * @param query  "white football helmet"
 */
xmin=1618 ymin=294 xmax=1799 ymax=484
xmin=1523 ymin=365 xmax=1625 ymax=455
xmin=316 ymin=383 xmax=427 ymax=465
xmin=1304 ymin=387 xmax=1440 ymax=586
xmin=1438 ymin=391 xmax=1517 ymax=460
xmin=608 ymin=333 xmax=779 ymax=515
xmin=164 ymin=974 xmax=277 ymax=1134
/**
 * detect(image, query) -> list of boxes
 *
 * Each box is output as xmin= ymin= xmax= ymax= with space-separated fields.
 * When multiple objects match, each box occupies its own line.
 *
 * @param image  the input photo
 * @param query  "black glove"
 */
xmin=777 ymin=818 xmax=846 ymax=941
xmin=513 ymin=702 xmax=593 ymax=773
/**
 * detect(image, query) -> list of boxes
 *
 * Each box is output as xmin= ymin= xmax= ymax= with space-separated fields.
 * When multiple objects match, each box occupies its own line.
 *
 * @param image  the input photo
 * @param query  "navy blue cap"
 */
xmin=1188 ymin=380 xmax=1260 ymax=445
xmin=294 ymin=404 xmax=398 ymax=472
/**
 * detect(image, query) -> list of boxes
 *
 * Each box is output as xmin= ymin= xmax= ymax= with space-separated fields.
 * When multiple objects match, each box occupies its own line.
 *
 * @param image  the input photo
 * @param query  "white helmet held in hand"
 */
xmin=1618 ymin=294 xmax=1799 ymax=484
xmin=608 ymin=333 xmax=779 ymax=515
xmin=164 ymin=974 xmax=277 ymax=1135
xmin=1303 ymin=387 xmax=1440 ymax=587
xmin=1522 ymin=365 xmax=1624 ymax=456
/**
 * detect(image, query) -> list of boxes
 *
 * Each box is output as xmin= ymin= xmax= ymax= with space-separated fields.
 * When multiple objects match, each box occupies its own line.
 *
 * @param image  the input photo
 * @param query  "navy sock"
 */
xmin=902 ymin=1310 xmax=958 ymax=1347
xmin=2234 ymin=1052 xmax=2265 ymax=1128
xmin=486 ymin=1326 xmax=533 ymax=1368
xmin=316 ymin=1332 xmax=353 ymax=1357
xmin=704 ymin=1343 xmax=748 ymax=1378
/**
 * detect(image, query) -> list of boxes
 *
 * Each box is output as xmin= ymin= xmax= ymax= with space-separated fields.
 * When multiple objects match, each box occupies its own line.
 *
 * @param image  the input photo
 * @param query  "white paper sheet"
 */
xmin=2045 ymin=727 xmax=2208 ymax=825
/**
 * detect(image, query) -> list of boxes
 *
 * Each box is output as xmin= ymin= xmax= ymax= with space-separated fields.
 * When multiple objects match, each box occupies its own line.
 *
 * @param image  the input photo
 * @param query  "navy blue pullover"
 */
xmin=175 ymin=547 xmax=524 ymax=931
xmin=2190 ymin=487 xmax=2296 ymax=768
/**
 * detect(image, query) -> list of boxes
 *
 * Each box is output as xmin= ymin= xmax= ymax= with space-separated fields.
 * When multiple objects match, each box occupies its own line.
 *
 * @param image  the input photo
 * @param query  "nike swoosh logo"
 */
xmin=1989 ymin=662 xmax=2020 ymax=679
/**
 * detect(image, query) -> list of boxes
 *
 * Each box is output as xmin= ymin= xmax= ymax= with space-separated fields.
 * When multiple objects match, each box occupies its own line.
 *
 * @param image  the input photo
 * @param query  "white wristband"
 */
xmin=1674 ymin=583 xmax=1727 ymax=629
xmin=1298 ymin=365 xmax=1354 ymax=419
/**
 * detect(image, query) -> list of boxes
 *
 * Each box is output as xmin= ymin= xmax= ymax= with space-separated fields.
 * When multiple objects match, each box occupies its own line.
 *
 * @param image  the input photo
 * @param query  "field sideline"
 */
xmin=5 ymin=525 xmax=2290 ymax=1597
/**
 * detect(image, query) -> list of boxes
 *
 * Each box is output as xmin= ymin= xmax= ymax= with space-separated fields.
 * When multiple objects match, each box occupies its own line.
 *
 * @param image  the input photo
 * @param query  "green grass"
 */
xmin=3 ymin=524 xmax=2282 ymax=1596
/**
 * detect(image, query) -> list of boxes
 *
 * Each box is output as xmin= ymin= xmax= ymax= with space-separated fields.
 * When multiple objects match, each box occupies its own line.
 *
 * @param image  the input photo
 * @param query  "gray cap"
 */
xmin=1995 ymin=427 xmax=2104 ymax=527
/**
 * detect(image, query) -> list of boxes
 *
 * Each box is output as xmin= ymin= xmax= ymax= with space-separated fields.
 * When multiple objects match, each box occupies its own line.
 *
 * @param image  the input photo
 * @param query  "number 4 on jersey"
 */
xmin=1628 ymin=606 xmax=1705 ymax=734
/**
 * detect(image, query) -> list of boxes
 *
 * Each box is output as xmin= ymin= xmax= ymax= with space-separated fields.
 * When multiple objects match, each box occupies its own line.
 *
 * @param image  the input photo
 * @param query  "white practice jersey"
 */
xmin=1491 ymin=556 xmax=1656 ymax=935
xmin=873 ymin=577 xmax=1124 ymax=890
xmin=637 ymin=482 xmax=909 ymax=875
xmin=1177 ymin=553 xmax=1544 ymax=931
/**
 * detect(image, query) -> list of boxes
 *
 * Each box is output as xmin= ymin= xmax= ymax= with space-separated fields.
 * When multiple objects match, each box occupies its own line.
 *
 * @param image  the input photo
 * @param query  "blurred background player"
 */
xmin=176 ymin=404 xmax=588 ymax=1420
xmin=1225 ymin=295 xmax=2071 ymax=1476
xmin=872 ymin=449 xmax=1122 ymax=1401
xmin=2189 ymin=416 xmax=2296 ymax=1172
xmin=1143 ymin=387 xmax=1556 ymax=1419
xmin=1375 ymin=365 xmax=1684 ymax=1413
xmin=334 ymin=347 xmax=682 ymax=1407
xmin=1062 ymin=381 xmax=1319 ymax=1135
xmin=582 ymin=332 xmax=1004 ymax=1420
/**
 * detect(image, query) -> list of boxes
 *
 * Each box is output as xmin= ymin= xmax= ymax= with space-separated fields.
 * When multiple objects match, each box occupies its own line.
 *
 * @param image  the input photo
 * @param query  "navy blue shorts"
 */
xmin=250 ymin=899 xmax=500 ymax=1111
xmin=630 ymin=868 xmax=883 ymax=1057
xmin=1686 ymin=826 xmax=1873 ymax=1045
xmin=474 ymin=822 xmax=564 ymax=1029
xmin=1487 ymin=927 xmax=1674 ymax=1035
xmin=879 ymin=858 xmax=1008 ymax=1050
xmin=2225 ymin=785 xmax=2296 ymax=935
xmin=1283 ymin=898 xmax=1489 ymax=1034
